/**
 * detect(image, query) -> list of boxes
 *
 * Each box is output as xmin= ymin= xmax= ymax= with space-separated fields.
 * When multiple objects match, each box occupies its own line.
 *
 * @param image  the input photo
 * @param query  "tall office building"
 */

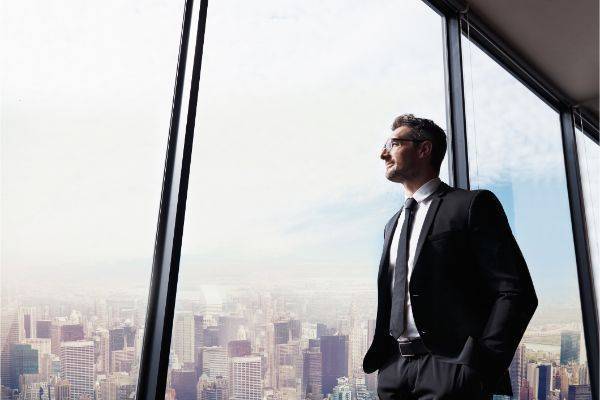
xmin=111 ymin=347 xmax=136 ymax=373
xmin=109 ymin=328 xmax=125 ymax=352
xmin=509 ymin=344 xmax=526 ymax=398
xmin=567 ymin=384 xmax=591 ymax=400
xmin=274 ymin=321 xmax=290 ymax=345
xmin=316 ymin=323 xmax=328 ymax=339
xmin=51 ymin=323 xmax=85 ymax=355
xmin=290 ymin=320 xmax=301 ymax=341
xmin=202 ymin=346 xmax=229 ymax=379
xmin=54 ymin=379 xmax=72 ymax=400
xmin=321 ymin=335 xmax=349 ymax=396
xmin=204 ymin=326 xmax=220 ymax=347
xmin=18 ymin=306 xmax=37 ymax=340
xmin=1 ymin=306 xmax=19 ymax=388
xmin=97 ymin=373 xmax=135 ymax=400
xmin=197 ymin=374 xmax=228 ymax=400
xmin=195 ymin=315 xmax=205 ymax=351
xmin=537 ymin=364 xmax=553 ymax=400
xmin=95 ymin=328 xmax=110 ymax=374
xmin=174 ymin=312 xmax=196 ymax=364
xmin=276 ymin=341 xmax=301 ymax=390
xmin=36 ymin=321 xmax=51 ymax=339
xmin=560 ymin=331 xmax=580 ymax=365
xmin=22 ymin=338 xmax=51 ymax=378
xmin=331 ymin=377 xmax=351 ymax=400
xmin=230 ymin=356 xmax=262 ymax=400
xmin=355 ymin=376 xmax=372 ymax=400
xmin=171 ymin=369 xmax=198 ymax=400
xmin=9 ymin=344 xmax=38 ymax=389
xmin=228 ymin=340 xmax=251 ymax=357
xmin=60 ymin=324 xmax=84 ymax=342
xmin=60 ymin=341 xmax=94 ymax=400
xmin=302 ymin=345 xmax=322 ymax=400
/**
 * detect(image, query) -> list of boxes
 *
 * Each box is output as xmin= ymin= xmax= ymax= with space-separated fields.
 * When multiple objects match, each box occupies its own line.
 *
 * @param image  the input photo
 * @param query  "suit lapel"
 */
xmin=377 ymin=209 xmax=402 ymax=282
xmin=412 ymin=182 xmax=450 ymax=269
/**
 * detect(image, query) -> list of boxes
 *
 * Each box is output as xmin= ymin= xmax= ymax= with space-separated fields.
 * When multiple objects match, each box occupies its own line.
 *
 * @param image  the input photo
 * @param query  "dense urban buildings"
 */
xmin=0 ymin=280 xmax=592 ymax=400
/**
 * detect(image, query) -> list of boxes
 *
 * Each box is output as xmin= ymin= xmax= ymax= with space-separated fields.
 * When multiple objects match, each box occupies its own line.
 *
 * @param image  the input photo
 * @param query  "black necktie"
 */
xmin=389 ymin=197 xmax=418 ymax=339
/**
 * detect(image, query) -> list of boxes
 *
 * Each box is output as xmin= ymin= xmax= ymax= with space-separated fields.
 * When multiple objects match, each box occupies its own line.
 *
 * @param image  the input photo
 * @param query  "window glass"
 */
xmin=575 ymin=122 xmax=600 ymax=326
xmin=462 ymin=34 xmax=592 ymax=399
xmin=1 ymin=0 xmax=184 ymax=396
xmin=166 ymin=1 xmax=448 ymax=398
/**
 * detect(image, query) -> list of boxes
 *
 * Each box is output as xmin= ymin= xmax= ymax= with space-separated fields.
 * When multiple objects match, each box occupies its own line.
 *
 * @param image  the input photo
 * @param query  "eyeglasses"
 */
xmin=382 ymin=138 xmax=425 ymax=152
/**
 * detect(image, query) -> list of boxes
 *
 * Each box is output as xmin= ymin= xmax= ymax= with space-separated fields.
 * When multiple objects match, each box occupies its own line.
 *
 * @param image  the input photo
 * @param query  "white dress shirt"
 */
xmin=389 ymin=177 xmax=442 ymax=341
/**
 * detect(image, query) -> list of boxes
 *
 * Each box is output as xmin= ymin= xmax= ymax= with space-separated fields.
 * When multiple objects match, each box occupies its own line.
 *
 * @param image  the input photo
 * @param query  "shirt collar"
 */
xmin=405 ymin=177 xmax=442 ymax=203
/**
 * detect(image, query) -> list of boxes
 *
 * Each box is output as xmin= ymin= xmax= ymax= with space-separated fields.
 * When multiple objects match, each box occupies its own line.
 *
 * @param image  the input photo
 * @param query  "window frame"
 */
xmin=136 ymin=0 xmax=600 ymax=398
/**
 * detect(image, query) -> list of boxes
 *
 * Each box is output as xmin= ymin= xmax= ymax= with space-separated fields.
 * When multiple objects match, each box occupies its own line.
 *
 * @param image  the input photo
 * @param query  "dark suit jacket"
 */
xmin=362 ymin=181 xmax=538 ymax=396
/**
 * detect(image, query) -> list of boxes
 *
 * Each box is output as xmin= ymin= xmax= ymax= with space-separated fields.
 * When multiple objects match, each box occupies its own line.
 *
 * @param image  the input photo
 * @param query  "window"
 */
xmin=1 ymin=0 xmax=184 ymax=396
xmin=462 ymin=33 xmax=592 ymax=399
xmin=166 ymin=1 xmax=448 ymax=398
xmin=575 ymin=118 xmax=600 ymax=325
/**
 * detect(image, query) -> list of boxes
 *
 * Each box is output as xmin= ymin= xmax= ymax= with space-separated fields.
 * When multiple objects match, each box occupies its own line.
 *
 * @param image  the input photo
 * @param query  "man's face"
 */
xmin=380 ymin=126 xmax=422 ymax=183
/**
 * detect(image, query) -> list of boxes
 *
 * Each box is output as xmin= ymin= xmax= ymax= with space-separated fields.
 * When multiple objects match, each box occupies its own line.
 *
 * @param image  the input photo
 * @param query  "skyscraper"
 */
xmin=109 ymin=327 xmax=125 ymax=353
xmin=230 ymin=356 xmax=262 ymax=400
xmin=274 ymin=321 xmax=290 ymax=345
xmin=36 ymin=320 xmax=51 ymax=339
xmin=228 ymin=340 xmax=251 ymax=358
xmin=560 ymin=331 xmax=580 ymax=365
xmin=537 ymin=364 xmax=553 ymax=400
xmin=320 ymin=335 xmax=349 ymax=396
xmin=1 ymin=306 xmax=19 ymax=388
xmin=202 ymin=346 xmax=229 ymax=379
xmin=197 ymin=374 xmax=228 ymax=400
xmin=174 ymin=312 xmax=196 ymax=364
xmin=290 ymin=320 xmax=301 ymax=341
xmin=10 ymin=343 xmax=38 ymax=389
xmin=54 ymin=379 xmax=71 ymax=400
xmin=60 ymin=341 xmax=94 ymax=400
xmin=302 ymin=345 xmax=322 ymax=400
xmin=331 ymin=377 xmax=351 ymax=400
xmin=18 ymin=306 xmax=37 ymax=340
xmin=195 ymin=315 xmax=205 ymax=351
xmin=171 ymin=369 xmax=198 ymax=400
xmin=509 ymin=344 xmax=526 ymax=398
xmin=567 ymin=384 xmax=591 ymax=400
xmin=60 ymin=324 xmax=84 ymax=343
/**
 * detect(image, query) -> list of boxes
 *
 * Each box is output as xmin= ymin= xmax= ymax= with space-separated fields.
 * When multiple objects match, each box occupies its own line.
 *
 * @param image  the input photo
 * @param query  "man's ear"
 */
xmin=419 ymin=140 xmax=433 ymax=160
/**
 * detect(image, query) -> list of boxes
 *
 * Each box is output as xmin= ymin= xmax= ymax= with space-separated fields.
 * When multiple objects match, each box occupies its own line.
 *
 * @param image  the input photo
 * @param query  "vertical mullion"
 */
xmin=560 ymin=109 xmax=599 ymax=400
xmin=442 ymin=14 xmax=469 ymax=190
xmin=136 ymin=0 xmax=208 ymax=398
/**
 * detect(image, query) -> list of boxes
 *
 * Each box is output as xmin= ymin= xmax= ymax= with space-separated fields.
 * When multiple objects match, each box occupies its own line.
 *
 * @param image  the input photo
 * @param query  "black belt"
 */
xmin=396 ymin=337 xmax=429 ymax=357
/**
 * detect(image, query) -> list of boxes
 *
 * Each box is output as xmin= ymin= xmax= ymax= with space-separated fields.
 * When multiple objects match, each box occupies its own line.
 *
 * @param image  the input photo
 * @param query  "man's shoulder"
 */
xmin=443 ymin=185 xmax=494 ymax=204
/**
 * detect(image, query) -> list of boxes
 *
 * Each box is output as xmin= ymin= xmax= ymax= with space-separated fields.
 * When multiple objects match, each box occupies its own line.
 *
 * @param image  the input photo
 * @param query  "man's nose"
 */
xmin=380 ymin=148 xmax=388 ymax=160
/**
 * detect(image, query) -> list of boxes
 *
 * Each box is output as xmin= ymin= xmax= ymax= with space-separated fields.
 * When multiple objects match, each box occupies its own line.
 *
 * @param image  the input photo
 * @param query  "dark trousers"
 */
xmin=377 ymin=352 xmax=492 ymax=400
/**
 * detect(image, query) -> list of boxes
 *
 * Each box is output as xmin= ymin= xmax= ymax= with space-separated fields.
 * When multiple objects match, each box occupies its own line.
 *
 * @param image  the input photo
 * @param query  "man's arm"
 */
xmin=467 ymin=190 xmax=538 ymax=379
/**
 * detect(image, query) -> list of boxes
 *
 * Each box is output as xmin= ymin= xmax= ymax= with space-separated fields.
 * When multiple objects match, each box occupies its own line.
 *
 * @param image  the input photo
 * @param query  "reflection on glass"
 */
xmin=462 ymin=34 xmax=592 ymax=399
xmin=167 ymin=0 xmax=447 ymax=398
xmin=0 ymin=0 xmax=184 ymax=397
xmin=575 ymin=122 xmax=600 ymax=328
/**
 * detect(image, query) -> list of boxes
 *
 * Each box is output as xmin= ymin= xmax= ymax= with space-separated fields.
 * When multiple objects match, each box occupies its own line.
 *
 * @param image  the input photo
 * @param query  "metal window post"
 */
xmin=442 ymin=13 xmax=469 ymax=190
xmin=136 ymin=0 xmax=208 ymax=397
xmin=560 ymin=109 xmax=599 ymax=399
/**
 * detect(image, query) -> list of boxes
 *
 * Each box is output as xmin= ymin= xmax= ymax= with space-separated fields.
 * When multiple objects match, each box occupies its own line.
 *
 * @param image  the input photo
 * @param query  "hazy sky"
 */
xmin=2 ymin=0 xmax=597 ymax=314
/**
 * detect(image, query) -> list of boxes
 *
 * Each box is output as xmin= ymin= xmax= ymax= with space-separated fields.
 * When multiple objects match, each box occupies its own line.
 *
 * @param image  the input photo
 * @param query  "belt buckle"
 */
xmin=398 ymin=341 xmax=415 ymax=357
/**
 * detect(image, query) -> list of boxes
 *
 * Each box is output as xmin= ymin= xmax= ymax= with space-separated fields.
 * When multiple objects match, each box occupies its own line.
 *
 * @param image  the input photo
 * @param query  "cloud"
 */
xmin=462 ymin=38 xmax=565 ymax=187
xmin=2 ymin=0 xmax=448 ymax=275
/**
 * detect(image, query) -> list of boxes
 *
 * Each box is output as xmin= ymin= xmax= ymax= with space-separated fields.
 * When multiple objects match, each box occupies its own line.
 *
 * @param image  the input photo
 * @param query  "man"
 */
xmin=363 ymin=114 xmax=538 ymax=399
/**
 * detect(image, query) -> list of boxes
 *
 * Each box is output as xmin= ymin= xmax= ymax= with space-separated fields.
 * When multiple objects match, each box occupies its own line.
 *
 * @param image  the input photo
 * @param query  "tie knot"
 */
xmin=404 ymin=197 xmax=417 ymax=211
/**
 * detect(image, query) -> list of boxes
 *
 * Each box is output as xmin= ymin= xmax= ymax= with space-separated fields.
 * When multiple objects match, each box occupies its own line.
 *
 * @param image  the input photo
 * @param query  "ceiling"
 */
xmin=465 ymin=0 xmax=599 ymax=119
